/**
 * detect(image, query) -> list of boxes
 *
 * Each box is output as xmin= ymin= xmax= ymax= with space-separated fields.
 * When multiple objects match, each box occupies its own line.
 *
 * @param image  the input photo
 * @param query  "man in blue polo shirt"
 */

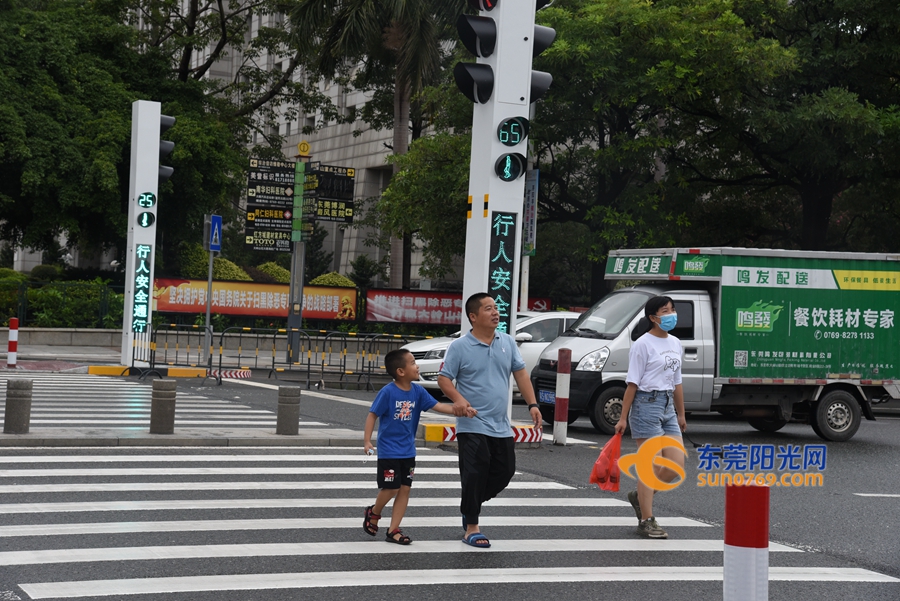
xmin=438 ymin=292 xmax=542 ymax=548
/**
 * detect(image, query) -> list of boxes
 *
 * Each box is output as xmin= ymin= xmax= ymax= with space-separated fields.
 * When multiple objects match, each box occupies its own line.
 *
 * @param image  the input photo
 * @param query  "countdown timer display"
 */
xmin=497 ymin=117 xmax=529 ymax=147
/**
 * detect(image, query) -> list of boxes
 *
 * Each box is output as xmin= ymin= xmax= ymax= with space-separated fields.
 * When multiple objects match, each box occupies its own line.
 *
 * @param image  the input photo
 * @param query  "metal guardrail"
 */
xmin=206 ymin=327 xmax=429 ymax=388
xmin=137 ymin=324 xmax=439 ymax=388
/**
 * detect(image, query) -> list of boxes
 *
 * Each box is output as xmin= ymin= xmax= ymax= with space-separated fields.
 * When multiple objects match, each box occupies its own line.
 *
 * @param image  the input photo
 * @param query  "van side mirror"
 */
xmin=631 ymin=317 xmax=650 ymax=341
xmin=515 ymin=332 xmax=533 ymax=343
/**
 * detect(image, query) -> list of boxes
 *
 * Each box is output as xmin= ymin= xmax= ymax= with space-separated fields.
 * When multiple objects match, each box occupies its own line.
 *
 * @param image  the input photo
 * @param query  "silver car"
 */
xmin=402 ymin=311 xmax=583 ymax=396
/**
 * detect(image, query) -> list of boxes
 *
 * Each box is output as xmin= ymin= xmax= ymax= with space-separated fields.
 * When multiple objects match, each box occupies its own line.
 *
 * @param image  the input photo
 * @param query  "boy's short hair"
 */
xmin=385 ymin=349 xmax=412 ymax=380
xmin=465 ymin=292 xmax=491 ymax=324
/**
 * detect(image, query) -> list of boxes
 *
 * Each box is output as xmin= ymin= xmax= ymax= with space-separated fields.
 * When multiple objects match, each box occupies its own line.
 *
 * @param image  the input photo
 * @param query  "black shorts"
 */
xmin=377 ymin=457 xmax=415 ymax=489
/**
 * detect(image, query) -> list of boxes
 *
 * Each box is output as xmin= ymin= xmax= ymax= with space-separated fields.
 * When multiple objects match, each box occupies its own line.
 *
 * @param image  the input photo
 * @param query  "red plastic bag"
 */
xmin=590 ymin=433 xmax=622 ymax=492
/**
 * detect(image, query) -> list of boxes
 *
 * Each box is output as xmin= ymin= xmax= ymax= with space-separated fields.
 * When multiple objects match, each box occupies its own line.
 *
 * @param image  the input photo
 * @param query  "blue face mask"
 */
xmin=657 ymin=313 xmax=677 ymax=332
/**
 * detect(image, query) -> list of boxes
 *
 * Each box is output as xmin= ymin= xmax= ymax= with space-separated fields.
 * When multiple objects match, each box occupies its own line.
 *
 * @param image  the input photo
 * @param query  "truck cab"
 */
xmin=531 ymin=284 xmax=715 ymax=434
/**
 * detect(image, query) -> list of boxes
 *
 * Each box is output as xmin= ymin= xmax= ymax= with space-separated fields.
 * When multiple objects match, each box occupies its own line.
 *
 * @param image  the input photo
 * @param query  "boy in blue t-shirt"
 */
xmin=363 ymin=348 xmax=475 ymax=545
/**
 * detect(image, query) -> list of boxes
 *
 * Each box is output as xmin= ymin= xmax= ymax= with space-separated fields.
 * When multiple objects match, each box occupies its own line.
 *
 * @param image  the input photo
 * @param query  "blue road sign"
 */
xmin=209 ymin=214 xmax=222 ymax=252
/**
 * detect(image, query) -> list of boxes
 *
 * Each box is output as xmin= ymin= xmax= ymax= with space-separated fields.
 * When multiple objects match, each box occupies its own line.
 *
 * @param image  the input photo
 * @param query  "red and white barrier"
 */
xmin=724 ymin=484 xmax=770 ymax=600
xmin=7 ymin=317 xmax=18 ymax=369
xmin=435 ymin=424 xmax=541 ymax=443
xmin=553 ymin=348 xmax=571 ymax=445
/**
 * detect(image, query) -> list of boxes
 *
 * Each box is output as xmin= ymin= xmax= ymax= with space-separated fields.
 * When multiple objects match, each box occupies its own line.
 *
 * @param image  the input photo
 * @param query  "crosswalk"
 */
xmin=0 ymin=374 xmax=312 ymax=429
xmin=0 ymin=447 xmax=896 ymax=600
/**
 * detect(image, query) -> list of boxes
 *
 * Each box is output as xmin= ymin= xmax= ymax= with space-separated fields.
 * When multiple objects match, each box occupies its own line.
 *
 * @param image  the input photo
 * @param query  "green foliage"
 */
xmin=309 ymin=272 xmax=355 ymax=288
xmin=25 ymin=280 xmax=123 ymax=328
xmin=358 ymin=133 xmax=470 ymax=280
xmin=256 ymin=261 xmax=291 ymax=284
xmin=29 ymin=265 xmax=61 ymax=281
xmin=213 ymin=258 xmax=251 ymax=281
xmin=348 ymin=254 xmax=388 ymax=289
xmin=177 ymin=244 xmax=209 ymax=280
xmin=305 ymin=223 xmax=333 ymax=283
xmin=0 ymin=268 xmax=26 ymax=282
xmin=179 ymin=243 xmax=251 ymax=281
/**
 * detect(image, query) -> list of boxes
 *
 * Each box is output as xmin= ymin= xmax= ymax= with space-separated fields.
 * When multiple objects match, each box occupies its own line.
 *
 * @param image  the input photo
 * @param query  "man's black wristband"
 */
xmin=527 ymin=404 xmax=538 ymax=409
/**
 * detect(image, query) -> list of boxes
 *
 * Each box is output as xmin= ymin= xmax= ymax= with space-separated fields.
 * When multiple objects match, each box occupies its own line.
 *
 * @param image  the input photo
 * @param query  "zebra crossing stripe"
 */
xmin=0 ymin=467 xmax=464 ymax=477
xmin=19 ymin=566 xmax=899 ymax=598
xmin=0 ymin=496 xmax=630 ymax=514
xmin=0 ymin=480 xmax=572 ymax=493
xmin=0 ymin=538 xmax=802 ymax=566
xmin=0 ymin=454 xmax=460 ymax=463
xmin=0 ymin=516 xmax=711 ymax=537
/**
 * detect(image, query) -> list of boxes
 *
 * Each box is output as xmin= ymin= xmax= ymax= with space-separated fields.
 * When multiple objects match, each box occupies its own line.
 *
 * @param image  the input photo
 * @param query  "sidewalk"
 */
xmin=0 ymin=344 xmax=367 ymax=447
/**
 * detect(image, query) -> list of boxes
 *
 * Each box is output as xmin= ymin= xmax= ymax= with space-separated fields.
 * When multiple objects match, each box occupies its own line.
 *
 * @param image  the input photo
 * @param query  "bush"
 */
xmin=29 ymin=264 xmax=60 ymax=281
xmin=256 ymin=262 xmax=291 ymax=283
xmin=177 ymin=243 xmax=209 ymax=279
xmin=213 ymin=258 xmax=252 ymax=281
xmin=0 ymin=268 xmax=27 ymax=282
xmin=26 ymin=279 xmax=123 ymax=328
xmin=309 ymin=271 xmax=355 ymax=288
xmin=243 ymin=265 xmax=279 ymax=284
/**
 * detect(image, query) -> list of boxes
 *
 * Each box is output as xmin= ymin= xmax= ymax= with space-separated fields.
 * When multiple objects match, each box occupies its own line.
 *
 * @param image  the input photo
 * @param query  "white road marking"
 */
xmin=20 ymin=566 xmax=897 ymax=598
xmin=0 ymin=454 xmax=458 ymax=464
xmin=853 ymin=493 xmax=900 ymax=498
xmin=0 ymin=480 xmax=571 ymax=493
xmin=0 ymin=538 xmax=800 ymax=566
xmin=0 ymin=496 xmax=628 ymax=514
xmin=0 ymin=467 xmax=462 ymax=478
xmin=0 ymin=515 xmax=711 ymax=537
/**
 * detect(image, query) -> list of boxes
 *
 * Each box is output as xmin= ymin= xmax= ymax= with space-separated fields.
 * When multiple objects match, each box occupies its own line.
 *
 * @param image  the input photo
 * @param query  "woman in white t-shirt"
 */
xmin=614 ymin=295 xmax=687 ymax=539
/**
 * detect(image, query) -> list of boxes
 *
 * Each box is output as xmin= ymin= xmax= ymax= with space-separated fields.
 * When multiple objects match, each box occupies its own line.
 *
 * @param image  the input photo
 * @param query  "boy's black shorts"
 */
xmin=377 ymin=457 xmax=416 ymax=489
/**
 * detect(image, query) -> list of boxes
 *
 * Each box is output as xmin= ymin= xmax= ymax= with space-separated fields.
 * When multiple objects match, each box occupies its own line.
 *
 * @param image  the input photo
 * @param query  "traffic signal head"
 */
xmin=158 ymin=115 xmax=176 ymax=183
xmin=457 ymin=15 xmax=496 ymax=58
xmin=454 ymin=63 xmax=494 ymax=104
xmin=495 ymin=153 xmax=526 ymax=182
xmin=467 ymin=0 xmax=496 ymax=10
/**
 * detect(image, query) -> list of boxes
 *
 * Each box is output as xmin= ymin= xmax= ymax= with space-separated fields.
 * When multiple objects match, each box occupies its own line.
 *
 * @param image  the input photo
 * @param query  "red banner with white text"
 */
xmin=365 ymin=289 xmax=552 ymax=324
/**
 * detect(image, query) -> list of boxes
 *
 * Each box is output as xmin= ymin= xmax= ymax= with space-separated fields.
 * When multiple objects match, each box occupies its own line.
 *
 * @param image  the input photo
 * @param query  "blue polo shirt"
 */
xmin=439 ymin=330 xmax=525 ymax=437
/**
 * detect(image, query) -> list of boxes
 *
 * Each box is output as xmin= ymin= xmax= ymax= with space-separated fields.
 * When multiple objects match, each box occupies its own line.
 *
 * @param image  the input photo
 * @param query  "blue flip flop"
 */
xmin=462 ymin=532 xmax=491 ymax=548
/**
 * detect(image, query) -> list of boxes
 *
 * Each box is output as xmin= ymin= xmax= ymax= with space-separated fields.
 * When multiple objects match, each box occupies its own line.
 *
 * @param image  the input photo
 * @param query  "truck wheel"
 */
xmin=539 ymin=406 xmax=578 ymax=426
xmin=590 ymin=386 xmax=626 ymax=435
xmin=810 ymin=390 xmax=861 ymax=442
xmin=747 ymin=417 xmax=788 ymax=432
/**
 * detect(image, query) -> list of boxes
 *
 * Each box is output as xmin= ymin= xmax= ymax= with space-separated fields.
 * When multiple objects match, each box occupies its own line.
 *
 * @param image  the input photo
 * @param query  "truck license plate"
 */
xmin=539 ymin=390 xmax=556 ymax=405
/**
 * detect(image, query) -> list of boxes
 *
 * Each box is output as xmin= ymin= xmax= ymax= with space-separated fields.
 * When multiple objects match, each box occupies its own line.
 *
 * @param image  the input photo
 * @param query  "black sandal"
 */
xmin=385 ymin=528 xmax=412 ymax=545
xmin=363 ymin=505 xmax=381 ymax=536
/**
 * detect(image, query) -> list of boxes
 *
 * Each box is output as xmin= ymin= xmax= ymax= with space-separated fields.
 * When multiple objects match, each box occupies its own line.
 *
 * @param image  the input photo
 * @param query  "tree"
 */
xmin=667 ymin=0 xmax=900 ymax=250
xmin=0 ymin=0 xmax=137 ymax=253
xmin=356 ymin=132 xmax=470 ymax=280
xmin=531 ymin=0 xmax=792 ymax=298
xmin=0 ymin=0 xmax=334 ymax=270
xmin=304 ymin=223 xmax=333 ymax=283
xmin=288 ymin=0 xmax=468 ymax=289
xmin=348 ymin=254 xmax=388 ymax=289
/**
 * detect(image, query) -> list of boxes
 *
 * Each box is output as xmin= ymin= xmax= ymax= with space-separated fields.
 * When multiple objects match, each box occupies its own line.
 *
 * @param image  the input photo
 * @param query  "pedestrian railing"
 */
xmin=138 ymin=323 xmax=435 ymax=388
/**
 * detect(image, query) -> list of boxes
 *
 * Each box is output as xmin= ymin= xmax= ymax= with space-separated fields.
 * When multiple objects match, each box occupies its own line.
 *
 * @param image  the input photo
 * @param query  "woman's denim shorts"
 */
xmin=629 ymin=390 xmax=681 ymax=439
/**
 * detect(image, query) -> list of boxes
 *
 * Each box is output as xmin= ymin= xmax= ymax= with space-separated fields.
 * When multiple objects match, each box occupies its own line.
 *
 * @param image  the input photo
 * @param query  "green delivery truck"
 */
xmin=530 ymin=247 xmax=900 ymax=441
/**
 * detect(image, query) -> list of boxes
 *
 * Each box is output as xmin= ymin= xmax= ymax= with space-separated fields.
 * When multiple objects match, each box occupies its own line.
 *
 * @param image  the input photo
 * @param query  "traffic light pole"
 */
xmin=458 ymin=0 xmax=552 ymax=335
xmin=121 ymin=100 xmax=175 ymax=367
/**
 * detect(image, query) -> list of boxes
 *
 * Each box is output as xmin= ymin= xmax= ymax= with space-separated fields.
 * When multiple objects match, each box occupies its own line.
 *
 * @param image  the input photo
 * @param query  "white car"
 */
xmin=402 ymin=311 xmax=583 ymax=395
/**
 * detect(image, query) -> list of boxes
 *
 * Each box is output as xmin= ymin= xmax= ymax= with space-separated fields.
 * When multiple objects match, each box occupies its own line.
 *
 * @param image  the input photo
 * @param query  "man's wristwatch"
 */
xmin=527 ymin=404 xmax=539 ymax=410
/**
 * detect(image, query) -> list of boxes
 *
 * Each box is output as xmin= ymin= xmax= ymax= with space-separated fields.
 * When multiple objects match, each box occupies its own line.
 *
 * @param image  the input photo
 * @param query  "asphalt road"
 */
xmin=173 ymin=375 xmax=900 ymax=590
xmin=1 ymin=373 xmax=895 ymax=601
